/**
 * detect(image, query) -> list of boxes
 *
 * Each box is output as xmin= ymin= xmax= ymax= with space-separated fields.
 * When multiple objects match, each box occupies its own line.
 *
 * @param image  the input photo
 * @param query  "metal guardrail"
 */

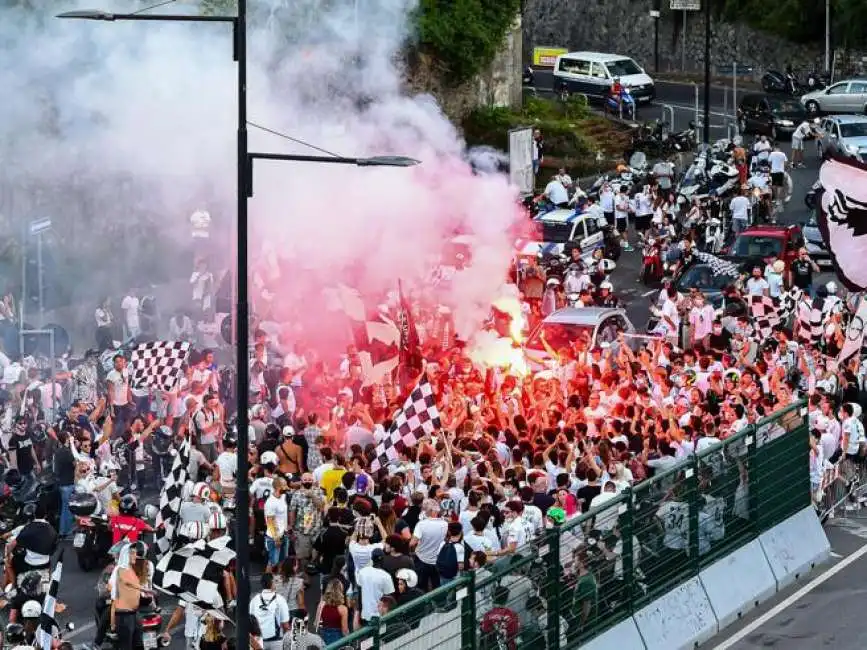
xmin=659 ymin=104 xmax=674 ymax=129
xmin=324 ymin=401 xmax=810 ymax=650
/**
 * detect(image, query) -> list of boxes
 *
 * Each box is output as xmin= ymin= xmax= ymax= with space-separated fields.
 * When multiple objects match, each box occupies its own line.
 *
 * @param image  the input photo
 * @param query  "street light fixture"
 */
xmin=57 ymin=7 xmax=419 ymax=649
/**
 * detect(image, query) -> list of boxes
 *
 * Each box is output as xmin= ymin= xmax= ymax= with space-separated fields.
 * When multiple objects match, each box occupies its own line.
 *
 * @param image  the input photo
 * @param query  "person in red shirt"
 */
xmin=480 ymin=586 xmax=520 ymax=650
xmin=109 ymin=494 xmax=152 ymax=544
xmin=610 ymin=76 xmax=624 ymax=113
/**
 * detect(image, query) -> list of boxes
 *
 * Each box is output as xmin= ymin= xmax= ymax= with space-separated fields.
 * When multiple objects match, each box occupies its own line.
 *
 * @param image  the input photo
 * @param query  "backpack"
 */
xmin=436 ymin=541 xmax=472 ymax=579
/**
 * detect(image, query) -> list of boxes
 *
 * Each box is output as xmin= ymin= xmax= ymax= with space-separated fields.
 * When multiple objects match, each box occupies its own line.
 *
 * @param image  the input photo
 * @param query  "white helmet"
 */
xmin=209 ymin=511 xmax=227 ymax=532
xmin=192 ymin=482 xmax=211 ymax=501
xmin=100 ymin=458 xmax=120 ymax=477
xmin=546 ymin=278 xmax=561 ymax=287
xmin=599 ymin=281 xmax=613 ymax=291
xmin=143 ymin=504 xmax=160 ymax=522
xmin=179 ymin=520 xmax=209 ymax=541
xmin=260 ymin=451 xmax=279 ymax=467
xmin=395 ymin=568 xmax=418 ymax=588
xmin=826 ymin=281 xmax=837 ymax=295
xmin=21 ymin=600 xmax=42 ymax=619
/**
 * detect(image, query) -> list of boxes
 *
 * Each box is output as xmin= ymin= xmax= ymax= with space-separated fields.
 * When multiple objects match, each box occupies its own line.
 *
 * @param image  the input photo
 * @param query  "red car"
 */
xmin=725 ymin=224 xmax=806 ymax=276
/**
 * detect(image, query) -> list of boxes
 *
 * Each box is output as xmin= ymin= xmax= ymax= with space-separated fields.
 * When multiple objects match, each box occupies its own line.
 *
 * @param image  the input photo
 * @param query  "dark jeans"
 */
xmin=413 ymin=557 xmax=440 ymax=592
xmin=115 ymin=610 xmax=140 ymax=650
xmin=94 ymin=600 xmax=110 ymax=646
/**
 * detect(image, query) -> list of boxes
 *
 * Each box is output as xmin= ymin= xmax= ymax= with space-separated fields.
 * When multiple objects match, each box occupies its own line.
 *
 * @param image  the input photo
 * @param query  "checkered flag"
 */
xmin=35 ymin=551 xmax=63 ymax=650
xmin=154 ymin=438 xmax=191 ymax=556
xmin=153 ymin=536 xmax=235 ymax=614
xmin=129 ymin=341 xmax=191 ymax=392
xmin=747 ymin=288 xmax=802 ymax=341
xmin=693 ymin=251 xmax=742 ymax=278
xmin=371 ymin=373 xmax=441 ymax=471
xmin=796 ymin=294 xmax=825 ymax=346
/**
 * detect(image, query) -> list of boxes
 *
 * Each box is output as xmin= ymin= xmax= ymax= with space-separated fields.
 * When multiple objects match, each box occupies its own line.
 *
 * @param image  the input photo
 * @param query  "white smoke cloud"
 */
xmin=0 ymin=0 xmax=523 ymax=356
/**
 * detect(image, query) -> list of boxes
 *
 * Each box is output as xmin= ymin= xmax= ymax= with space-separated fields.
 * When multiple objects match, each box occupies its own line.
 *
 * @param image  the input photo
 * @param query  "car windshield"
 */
xmin=606 ymin=59 xmax=642 ymax=77
xmin=676 ymin=264 xmax=733 ymax=292
xmin=525 ymin=322 xmax=594 ymax=351
xmin=840 ymin=122 xmax=867 ymax=138
xmin=536 ymin=221 xmax=573 ymax=243
xmin=769 ymin=99 xmax=802 ymax=113
xmin=730 ymin=234 xmax=783 ymax=258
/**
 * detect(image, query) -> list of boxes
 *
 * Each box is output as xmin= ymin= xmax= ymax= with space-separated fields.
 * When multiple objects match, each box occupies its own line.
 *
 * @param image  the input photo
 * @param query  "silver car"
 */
xmin=817 ymin=114 xmax=867 ymax=161
xmin=801 ymin=78 xmax=867 ymax=115
xmin=524 ymin=307 xmax=636 ymax=370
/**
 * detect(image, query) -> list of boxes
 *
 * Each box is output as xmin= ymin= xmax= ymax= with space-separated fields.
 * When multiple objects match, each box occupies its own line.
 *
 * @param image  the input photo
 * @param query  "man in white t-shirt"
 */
xmin=745 ymin=266 xmax=770 ymax=296
xmin=768 ymin=144 xmax=788 ymax=204
xmin=106 ymin=354 xmax=133 ymax=435
xmin=540 ymin=176 xmax=569 ymax=208
xmin=791 ymin=119 xmax=817 ymax=168
xmin=753 ymin=135 xmax=771 ymax=164
xmin=214 ymin=438 xmax=238 ymax=496
xmin=729 ymin=188 xmax=751 ymax=235
xmin=410 ymin=499 xmax=448 ymax=591
xmin=357 ymin=548 xmax=394 ymax=625
xmin=121 ymin=290 xmax=141 ymax=339
xmin=249 ymin=573 xmax=291 ymax=650
xmin=264 ymin=477 xmax=289 ymax=573
xmin=688 ymin=293 xmax=716 ymax=347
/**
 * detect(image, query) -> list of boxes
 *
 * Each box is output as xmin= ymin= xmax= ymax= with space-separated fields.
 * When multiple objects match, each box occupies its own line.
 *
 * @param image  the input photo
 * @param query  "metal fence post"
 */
xmin=621 ymin=487 xmax=635 ymax=610
xmin=546 ymin=527 xmax=562 ymax=650
xmin=687 ymin=455 xmax=701 ymax=569
xmin=461 ymin=573 xmax=477 ymax=650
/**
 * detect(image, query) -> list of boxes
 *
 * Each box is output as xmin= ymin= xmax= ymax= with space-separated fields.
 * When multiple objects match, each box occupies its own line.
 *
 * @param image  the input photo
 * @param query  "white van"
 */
xmin=553 ymin=51 xmax=655 ymax=104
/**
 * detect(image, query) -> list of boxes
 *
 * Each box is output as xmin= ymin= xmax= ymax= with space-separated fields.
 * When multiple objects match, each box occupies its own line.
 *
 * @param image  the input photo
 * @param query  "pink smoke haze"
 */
xmin=0 ymin=0 xmax=525 ymax=356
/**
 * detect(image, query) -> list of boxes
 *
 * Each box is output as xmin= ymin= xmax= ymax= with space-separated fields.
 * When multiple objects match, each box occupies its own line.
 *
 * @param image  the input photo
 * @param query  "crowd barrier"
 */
xmin=325 ymin=401 xmax=830 ymax=650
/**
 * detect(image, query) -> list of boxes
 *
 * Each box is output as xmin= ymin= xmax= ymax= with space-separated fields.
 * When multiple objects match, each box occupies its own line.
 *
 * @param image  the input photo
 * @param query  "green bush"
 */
xmin=414 ymin=0 xmax=521 ymax=85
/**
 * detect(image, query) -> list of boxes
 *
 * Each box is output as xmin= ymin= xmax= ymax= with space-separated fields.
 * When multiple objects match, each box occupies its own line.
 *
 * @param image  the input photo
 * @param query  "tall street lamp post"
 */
xmin=57 ymin=7 xmax=418 ymax=648
xmin=702 ymin=0 xmax=711 ymax=145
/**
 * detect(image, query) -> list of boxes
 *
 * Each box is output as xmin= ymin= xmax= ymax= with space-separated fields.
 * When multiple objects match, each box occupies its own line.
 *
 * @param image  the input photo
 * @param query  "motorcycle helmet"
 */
xmin=260 ymin=451 xmax=279 ymax=468
xmin=599 ymin=281 xmax=613 ymax=292
xmin=4 ymin=468 xmax=22 ymax=489
xmin=826 ymin=281 xmax=838 ymax=295
xmin=144 ymin=504 xmax=160 ymax=522
xmin=192 ymin=482 xmax=211 ymax=501
xmin=395 ymin=568 xmax=418 ymax=589
xmin=119 ymin=493 xmax=138 ymax=515
xmin=209 ymin=511 xmax=227 ymax=532
xmin=21 ymin=600 xmax=42 ymax=619
xmin=5 ymin=623 xmax=25 ymax=645
xmin=599 ymin=259 xmax=617 ymax=273
xmin=68 ymin=491 xmax=98 ymax=517
xmin=179 ymin=520 xmax=209 ymax=542
xmin=19 ymin=572 xmax=42 ymax=598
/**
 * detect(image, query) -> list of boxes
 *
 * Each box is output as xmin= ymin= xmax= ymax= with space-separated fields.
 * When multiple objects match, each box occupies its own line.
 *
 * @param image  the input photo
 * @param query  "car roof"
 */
xmin=543 ymin=307 xmax=627 ymax=326
xmin=534 ymin=209 xmax=585 ymax=224
xmin=740 ymin=224 xmax=798 ymax=237
xmin=560 ymin=52 xmax=633 ymax=63
xmin=826 ymin=114 xmax=867 ymax=124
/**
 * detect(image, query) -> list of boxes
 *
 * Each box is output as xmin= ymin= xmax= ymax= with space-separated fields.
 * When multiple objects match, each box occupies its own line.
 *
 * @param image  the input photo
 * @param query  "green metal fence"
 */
xmin=325 ymin=401 xmax=809 ymax=650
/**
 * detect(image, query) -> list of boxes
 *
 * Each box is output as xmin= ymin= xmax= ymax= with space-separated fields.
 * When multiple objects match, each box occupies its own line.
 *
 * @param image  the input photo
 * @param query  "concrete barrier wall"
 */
xmin=579 ymin=506 xmax=831 ymax=650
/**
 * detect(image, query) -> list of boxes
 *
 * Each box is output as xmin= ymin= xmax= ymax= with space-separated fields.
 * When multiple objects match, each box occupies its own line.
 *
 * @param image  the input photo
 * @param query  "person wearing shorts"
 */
xmin=768 ymin=145 xmax=788 ymax=205
xmin=791 ymin=119 xmax=813 ymax=168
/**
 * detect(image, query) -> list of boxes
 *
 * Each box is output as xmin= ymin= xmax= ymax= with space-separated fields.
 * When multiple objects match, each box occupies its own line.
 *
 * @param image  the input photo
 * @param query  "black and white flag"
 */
xmin=129 ymin=341 xmax=191 ymax=392
xmin=746 ymin=288 xmax=802 ymax=341
xmin=155 ymin=438 xmax=191 ymax=556
xmin=371 ymin=373 xmax=441 ymax=471
xmin=839 ymin=294 xmax=867 ymax=362
xmin=796 ymin=294 xmax=825 ymax=346
xmin=153 ymin=536 xmax=235 ymax=615
xmin=693 ymin=251 xmax=742 ymax=278
xmin=35 ymin=551 xmax=63 ymax=650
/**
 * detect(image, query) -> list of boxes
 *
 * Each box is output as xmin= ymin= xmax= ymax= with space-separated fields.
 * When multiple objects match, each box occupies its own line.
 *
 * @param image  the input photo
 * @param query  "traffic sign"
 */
xmin=670 ymin=0 xmax=700 ymax=9
xmin=29 ymin=218 xmax=51 ymax=235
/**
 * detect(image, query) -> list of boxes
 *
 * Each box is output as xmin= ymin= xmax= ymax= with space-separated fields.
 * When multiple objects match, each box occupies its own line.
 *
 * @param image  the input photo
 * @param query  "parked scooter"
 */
xmin=761 ymin=69 xmax=805 ymax=96
xmin=70 ymin=492 xmax=112 ymax=572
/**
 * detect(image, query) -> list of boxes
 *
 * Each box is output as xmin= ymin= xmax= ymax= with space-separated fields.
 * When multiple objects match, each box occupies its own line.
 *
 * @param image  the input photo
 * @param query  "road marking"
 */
xmin=712 ymin=541 xmax=867 ymax=650
xmin=640 ymin=289 xmax=657 ymax=297
xmin=830 ymin=551 xmax=843 ymax=558
xmin=64 ymin=621 xmax=96 ymax=640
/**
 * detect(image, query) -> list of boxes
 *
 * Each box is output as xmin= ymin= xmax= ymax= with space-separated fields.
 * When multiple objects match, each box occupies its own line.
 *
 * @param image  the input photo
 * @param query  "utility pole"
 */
xmin=702 ymin=0 xmax=711 ymax=145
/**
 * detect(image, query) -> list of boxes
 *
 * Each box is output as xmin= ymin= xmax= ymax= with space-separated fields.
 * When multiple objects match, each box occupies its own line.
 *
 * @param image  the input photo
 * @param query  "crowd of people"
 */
xmin=0 ymin=140 xmax=862 ymax=650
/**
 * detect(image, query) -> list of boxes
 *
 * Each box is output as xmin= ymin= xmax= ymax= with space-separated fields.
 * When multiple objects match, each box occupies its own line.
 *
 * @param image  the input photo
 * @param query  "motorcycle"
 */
xmin=70 ymin=492 xmax=112 ymax=572
xmin=805 ymin=71 xmax=829 ymax=91
xmin=605 ymin=87 xmax=636 ymax=120
xmin=670 ymin=122 xmax=697 ymax=152
xmin=523 ymin=66 xmax=534 ymax=86
xmin=639 ymin=237 xmax=664 ymax=285
xmin=103 ymin=606 xmax=167 ymax=650
xmin=761 ymin=69 xmax=805 ymax=96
